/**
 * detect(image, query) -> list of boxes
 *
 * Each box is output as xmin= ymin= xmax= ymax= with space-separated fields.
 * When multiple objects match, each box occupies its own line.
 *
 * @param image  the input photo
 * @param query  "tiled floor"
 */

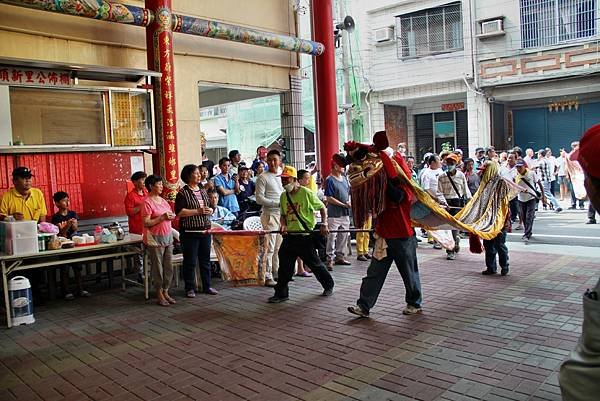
xmin=1 ymin=245 xmax=597 ymax=401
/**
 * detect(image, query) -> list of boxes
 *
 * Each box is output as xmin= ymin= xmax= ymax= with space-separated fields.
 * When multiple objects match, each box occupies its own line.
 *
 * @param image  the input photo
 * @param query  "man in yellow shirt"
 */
xmin=0 ymin=167 xmax=47 ymax=222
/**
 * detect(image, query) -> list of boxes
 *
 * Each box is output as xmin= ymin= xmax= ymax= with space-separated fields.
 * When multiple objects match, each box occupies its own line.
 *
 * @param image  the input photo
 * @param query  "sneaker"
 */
xmin=555 ymin=207 xmax=563 ymax=213
xmin=568 ymin=206 xmax=576 ymax=210
xmin=268 ymin=295 xmax=289 ymax=303
xmin=186 ymin=290 xmax=196 ymax=298
xmin=500 ymin=268 xmax=509 ymax=276
xmin=357 ymin=255 xmax=368 ymax=262
xmin=334 ymin=259 xmax=351 ymax=266
xmin=482 ymin=269 xmax=497 ymax=275
xmin=402 ymin=305 xmax=422 ymax=315
xmin=265 ymin=279 xmax=277 ymax=287
xmin=347 ymin=305 xmax=369 ymax=318
xmin=587 ymin=220 xmax=597 ymax=225
xmin=446 ymin=252 xmax=456 ymax=261
xmin=322 ymin=288 xmax=334 ymax=297
xmin=416 ymin=237 xmax=422 ymax=243
xmin=79 ymin=290 xmax=91 ymax=297
xmin=326 ymin=261 xmax=334 ymax=271
xmin=433 ymin=243 xmax=442 ymax=250
xmin=205 ymin=288 xmax=219 ymax=295
xmin=515 ymin=225 xmax=523 ymax=230
xmin=295 ymin=271 xmax=313 ymax=277
xmin=64 ymin=293 xmax=75 ymax=301
xmin=579 ymin=205 xmax=585 ymax=210
xmin=365 ymin=254 xmax=372 ymax=259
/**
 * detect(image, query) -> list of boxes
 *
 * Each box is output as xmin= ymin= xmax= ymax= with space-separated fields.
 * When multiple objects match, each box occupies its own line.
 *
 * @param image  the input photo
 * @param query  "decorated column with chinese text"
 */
xmin=145 ymin=0 xmax=178 ymax=201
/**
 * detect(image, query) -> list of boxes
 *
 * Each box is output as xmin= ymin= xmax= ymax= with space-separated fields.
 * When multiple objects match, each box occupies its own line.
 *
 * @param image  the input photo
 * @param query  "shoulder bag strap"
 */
xmin=285 ymin=191 xmax=311 ymax=232
xmin=447 ymin=174 xmax=463 ymax=199
xmin=521 ymin=177 xmax=537 ymax=193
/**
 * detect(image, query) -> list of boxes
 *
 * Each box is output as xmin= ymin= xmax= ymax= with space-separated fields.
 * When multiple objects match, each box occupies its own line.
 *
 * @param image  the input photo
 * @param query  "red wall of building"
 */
xmin=0 ymin=152 xmax=145 ymax=219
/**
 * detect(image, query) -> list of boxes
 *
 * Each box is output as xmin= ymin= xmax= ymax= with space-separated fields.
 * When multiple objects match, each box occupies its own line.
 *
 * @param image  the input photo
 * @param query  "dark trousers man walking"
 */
xmin=519 ymin=198 xmax=536 ymax=242
xmin=274 ymin=235 xmax=334 ymax=300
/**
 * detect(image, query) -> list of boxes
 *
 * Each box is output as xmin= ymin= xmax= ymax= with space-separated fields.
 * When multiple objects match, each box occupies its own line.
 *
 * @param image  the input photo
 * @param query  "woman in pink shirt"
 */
xmin=142 ymin=175 xmax=176 ymax=306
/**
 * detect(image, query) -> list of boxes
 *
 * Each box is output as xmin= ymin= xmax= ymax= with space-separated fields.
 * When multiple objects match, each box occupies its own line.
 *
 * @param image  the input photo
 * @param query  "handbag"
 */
xmin=447 ymin=174 xmax=467 ymax=207
xmin=285 ymin=191 xmax=324 ymax=247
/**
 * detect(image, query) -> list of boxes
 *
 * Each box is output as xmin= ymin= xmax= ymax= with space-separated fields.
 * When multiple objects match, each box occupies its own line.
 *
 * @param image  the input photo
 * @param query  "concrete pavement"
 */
xmin=1 ymin=239 xmax=598 ymax=401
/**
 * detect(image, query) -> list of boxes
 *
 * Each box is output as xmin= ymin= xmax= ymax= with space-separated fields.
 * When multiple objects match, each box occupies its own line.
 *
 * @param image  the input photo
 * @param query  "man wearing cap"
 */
xmin=0 ymin=167 xmax=47 ymax=222
xmin=436 ymin=153 xmax=472 ymax=260
xmin=324 ymin=154 xmax=352 ymax=270
xmin=484 ymin=146 xmax=497 ymax=162
xmin=268 ymin=165 xmax=334 ymax=303
xmin=515 ymin=158 xmax=546 ymax=243
xmin=559 ymin=123 xmax=600 ymax=400
xmin=473 ymin=147 xmax=485 ymax=169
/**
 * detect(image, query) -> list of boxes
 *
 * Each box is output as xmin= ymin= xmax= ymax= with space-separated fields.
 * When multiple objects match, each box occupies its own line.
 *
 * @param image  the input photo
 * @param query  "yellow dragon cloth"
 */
xmin=344 ymin=131 xmax=517 ymax=244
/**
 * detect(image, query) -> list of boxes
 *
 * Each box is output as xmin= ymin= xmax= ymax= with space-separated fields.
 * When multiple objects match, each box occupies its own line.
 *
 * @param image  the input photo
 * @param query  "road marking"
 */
xmin=507 ymin=233 xmax=598 ymax=240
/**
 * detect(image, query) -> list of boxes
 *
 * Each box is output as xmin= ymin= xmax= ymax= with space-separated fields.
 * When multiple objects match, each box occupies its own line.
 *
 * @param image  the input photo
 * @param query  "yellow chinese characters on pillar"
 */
xmin=164 ymin=91 xmax=172 ymax=100
xmin=163 ymin=35 xmax=170 ymax=46
xmin=164 ymin=62 xmax=172 ymax=73
xmin=166 ymin=104 xmax=174 ymax=115
xmin=168 ymin=143 xmax=176 ymax=152
xmin=168 ymin=157 xmax=177 ymax=166
xmin=170 ymin=170 xmax=177 ymax=180
xmin=166 ymin=131 xmax=175 ymax=140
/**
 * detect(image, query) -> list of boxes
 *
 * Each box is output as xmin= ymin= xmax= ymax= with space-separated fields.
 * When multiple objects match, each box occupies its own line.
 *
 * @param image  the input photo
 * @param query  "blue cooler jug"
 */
xmin=8 ymin=276 xmax=35 ymax=325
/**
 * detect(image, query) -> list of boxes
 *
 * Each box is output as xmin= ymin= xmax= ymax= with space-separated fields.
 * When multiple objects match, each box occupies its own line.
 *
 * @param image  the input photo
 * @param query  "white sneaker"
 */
xmin=402 ymin=305 xmax=422 ymax=315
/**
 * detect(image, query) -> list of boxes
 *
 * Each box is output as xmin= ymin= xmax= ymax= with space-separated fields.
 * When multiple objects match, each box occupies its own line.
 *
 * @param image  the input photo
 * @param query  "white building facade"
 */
xmin=356 ymin=0 xmax=485 ymax=160
xmin=357 ymin=0 xmax=600 ymax=159
xmin=475 ymin=0 xmax=600 ymax=153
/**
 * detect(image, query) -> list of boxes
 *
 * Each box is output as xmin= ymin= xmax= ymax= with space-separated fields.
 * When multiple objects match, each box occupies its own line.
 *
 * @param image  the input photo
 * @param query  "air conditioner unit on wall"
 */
xmin=374 ymin=26 xmax=395 ymax=43
xmin=477 ymin=18 xmax=505 ymax=39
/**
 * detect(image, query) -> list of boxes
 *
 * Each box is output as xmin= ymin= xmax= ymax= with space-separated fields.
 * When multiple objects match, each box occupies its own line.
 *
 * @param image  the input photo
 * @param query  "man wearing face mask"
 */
xmin=268 ymin=166 xmax=334 ymax=303
xmin=436 ymin=153 xmax=472 ymax=260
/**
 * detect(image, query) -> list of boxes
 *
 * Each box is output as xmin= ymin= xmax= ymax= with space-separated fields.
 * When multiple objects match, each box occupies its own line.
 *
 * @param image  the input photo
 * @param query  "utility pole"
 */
xmin=338 ymin=0 xmax=353 ymax=143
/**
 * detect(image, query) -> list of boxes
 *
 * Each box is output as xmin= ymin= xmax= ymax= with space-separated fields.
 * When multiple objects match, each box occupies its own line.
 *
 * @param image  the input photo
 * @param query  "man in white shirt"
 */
xmin=545 ymin=147 xmax=558 ymax=197
xmin=436 ymin=154 xmax=472 ymax=260
xmin=420 ymin=154 xmax=443 ymax=196
xmin=255 ymin=149 xmax=284 ymax=287
xmin=516 ymin=159 xmax=546 ymax=243
xmin=501 ymin=151 xmax=520 ymax=226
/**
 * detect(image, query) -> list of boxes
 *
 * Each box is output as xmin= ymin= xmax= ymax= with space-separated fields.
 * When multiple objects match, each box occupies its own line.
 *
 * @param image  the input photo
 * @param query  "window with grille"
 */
xmin=520 ymin=0 xmax=596 ymax=48
xmin=396 ymin=2 xmax=463 ymax=59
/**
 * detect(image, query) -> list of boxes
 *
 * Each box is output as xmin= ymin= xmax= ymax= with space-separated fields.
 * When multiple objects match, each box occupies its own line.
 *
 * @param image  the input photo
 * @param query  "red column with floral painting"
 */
xmin=145 ymin=0 xmax=178 ymax=201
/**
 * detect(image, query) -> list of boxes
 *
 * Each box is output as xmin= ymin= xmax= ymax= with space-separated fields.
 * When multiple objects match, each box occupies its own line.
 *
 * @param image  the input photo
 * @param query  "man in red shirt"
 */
xmin=124 ymin=171 xmax=147 ymax=279
xmin=347 ymin=134 xmax=423 ymax=318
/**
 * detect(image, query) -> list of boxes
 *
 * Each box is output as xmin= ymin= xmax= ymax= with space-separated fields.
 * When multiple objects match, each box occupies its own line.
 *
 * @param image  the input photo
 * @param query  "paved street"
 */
xmin=506 ymin=198 xmax=599 ymax=248
xmin=1 ymin=220 xmax=598 ymax=401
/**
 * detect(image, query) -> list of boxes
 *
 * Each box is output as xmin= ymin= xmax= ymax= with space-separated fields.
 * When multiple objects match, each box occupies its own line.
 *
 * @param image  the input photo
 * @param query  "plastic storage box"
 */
xmin=0 ymin=221 xmax=39 ymax=255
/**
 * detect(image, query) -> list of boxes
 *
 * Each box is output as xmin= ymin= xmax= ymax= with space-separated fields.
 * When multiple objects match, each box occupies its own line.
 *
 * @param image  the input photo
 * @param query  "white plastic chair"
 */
xmin=243 ymin=216 xmax=263 ymax=231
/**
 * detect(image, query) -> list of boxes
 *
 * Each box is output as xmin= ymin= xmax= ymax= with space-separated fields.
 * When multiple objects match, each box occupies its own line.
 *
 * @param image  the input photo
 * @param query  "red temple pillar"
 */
xmin=145 ymin=0 xmax=179 ymax=200
xmin=312 ymin=0 xmax=339 ymax=178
